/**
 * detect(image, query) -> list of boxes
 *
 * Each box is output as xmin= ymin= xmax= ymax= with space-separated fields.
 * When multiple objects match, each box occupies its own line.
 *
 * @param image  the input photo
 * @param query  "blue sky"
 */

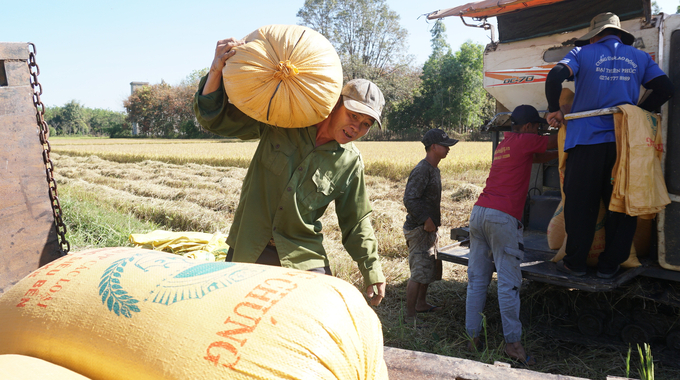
xmin=3 ymin=0 xmax=678 ymax=112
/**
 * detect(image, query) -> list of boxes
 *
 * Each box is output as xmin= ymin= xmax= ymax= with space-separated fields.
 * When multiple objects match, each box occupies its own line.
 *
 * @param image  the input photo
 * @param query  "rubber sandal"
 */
xmin=504 ymin=349 xmax=537 ymax=366
xmin=504 ymin=345 xmax=537 ymax=366
xmin=596 ymin=265 xmax=620 ymax=279
xmin=514 ymin=355 xmax=536 ymax=366
xmin=416 ymin=305 xmax=442 ymax=313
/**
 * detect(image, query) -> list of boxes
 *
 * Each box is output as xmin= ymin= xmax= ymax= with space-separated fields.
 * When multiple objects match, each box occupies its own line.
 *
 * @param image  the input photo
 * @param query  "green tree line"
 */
xmin=46 ymin=69 xmax=210 ymax=139
xmin=45 ymin=101 xmax=127 ymax=137
xmin=48 ymin=0 xmax=494 ymax=139
xmin=123 ymin=69 xmax=211 ymax=138
xmin=387 ymin=20 xmax=494 ymax=134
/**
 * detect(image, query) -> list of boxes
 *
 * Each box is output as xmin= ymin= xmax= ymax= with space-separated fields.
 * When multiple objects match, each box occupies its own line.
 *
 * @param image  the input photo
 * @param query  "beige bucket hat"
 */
xmin=575 ymin=12 xmax=635 ymax=47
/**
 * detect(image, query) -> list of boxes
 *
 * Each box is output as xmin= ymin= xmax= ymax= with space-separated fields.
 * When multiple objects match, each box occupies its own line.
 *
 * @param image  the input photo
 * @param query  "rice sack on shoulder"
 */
xmin=223 ymin=24 xmax=343 ymax=129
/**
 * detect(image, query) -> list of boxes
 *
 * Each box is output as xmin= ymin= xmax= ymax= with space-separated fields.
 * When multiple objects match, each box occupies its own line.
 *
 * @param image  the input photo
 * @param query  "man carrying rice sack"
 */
xmin=193 ymin=33 xmax=386 ymax=306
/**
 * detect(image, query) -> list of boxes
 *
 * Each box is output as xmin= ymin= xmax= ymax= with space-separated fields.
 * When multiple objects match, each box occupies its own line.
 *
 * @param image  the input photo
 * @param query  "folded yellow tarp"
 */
xmin=611 ymin=105 xmax=671 ymax=218
xmin=129 ymin=230 xmax=229 ymax=261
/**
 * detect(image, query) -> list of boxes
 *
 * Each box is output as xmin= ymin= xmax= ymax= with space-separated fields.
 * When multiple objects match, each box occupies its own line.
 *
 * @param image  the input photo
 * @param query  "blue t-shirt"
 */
xmin=560 ymin=35 xmax=665 ymax=150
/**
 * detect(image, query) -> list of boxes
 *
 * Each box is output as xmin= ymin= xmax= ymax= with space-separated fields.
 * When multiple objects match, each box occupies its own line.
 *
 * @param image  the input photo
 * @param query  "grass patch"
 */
xmin=61 ymin=184 xmax=161 ymax=250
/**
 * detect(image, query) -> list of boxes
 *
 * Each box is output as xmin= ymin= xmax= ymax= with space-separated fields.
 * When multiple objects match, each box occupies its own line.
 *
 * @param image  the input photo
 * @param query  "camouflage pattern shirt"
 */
xmin=403 ymin=159 xmax=442 ymax=231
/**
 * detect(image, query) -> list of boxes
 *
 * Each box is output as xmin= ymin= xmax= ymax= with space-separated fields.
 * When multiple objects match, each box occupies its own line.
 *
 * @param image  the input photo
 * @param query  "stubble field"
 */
xmin=50 ymin=137 xmax=679 ymax=380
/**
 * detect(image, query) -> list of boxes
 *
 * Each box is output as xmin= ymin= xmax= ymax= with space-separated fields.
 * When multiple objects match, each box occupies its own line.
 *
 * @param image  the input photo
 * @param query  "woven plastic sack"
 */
xmin=610 ymin=105 xmax=670 ymax=217
xmin=224 ymin=24 xmax=343 ymax=128
xmin=0 ymin=247 xmax=387 ymax=380
xmin=0 ymin=355 xmax=91 ymax=380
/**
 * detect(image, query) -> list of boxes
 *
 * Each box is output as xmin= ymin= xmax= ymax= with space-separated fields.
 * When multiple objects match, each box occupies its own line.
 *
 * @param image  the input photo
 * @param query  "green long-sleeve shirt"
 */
xmin=192 ymin=76 xmax=385 ymax=285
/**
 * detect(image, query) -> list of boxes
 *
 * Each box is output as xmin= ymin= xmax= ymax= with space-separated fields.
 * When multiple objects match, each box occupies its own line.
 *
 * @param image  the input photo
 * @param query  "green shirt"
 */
xmin=192 ymin=76 xmax=385 ymax=285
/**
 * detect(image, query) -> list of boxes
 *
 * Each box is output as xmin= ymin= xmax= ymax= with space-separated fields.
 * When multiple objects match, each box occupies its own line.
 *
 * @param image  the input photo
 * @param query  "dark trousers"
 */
xmin=563 ymin=143 xmax=637 ymax=273
xmin=226 ymin=245 xmax=332 ymax=275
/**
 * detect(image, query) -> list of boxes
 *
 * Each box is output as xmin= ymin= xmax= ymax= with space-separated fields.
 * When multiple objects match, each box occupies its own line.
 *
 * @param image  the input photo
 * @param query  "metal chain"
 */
xmin=28 ymin=42 xmax=70 ymax=256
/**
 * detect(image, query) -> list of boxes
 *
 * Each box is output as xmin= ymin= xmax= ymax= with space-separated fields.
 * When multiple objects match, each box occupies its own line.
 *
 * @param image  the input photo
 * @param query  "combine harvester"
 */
xmin=428 ymin=0 xmax=680 ymax=359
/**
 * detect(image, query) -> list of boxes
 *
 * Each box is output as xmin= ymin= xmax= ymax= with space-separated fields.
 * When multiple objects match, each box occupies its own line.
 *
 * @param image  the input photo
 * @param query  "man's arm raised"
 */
xmin=202 ymin=38 xmax=244 ymax=95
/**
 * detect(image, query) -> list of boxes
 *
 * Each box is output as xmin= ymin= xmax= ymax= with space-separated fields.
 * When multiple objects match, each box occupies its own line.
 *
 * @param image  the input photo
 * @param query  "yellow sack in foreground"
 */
xmin=224 ymin=24 xmax=343 ymax=128
xmin=0 ymin=247 xmax=387 ymax=380
xmin=129 ymin=230 xmax=229 ymax=261
xmin=0 ymin=354 xmax=91 ymax=380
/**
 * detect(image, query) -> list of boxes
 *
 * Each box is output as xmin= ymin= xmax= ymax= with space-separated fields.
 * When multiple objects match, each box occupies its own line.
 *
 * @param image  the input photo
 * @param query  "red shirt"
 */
xmin=475 ymin=132 xmax=549 ymax=221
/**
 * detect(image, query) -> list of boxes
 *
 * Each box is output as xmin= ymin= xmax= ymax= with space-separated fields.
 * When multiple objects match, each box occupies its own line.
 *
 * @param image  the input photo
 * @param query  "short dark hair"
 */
xmin=425 ymin=144 xmax=432 ymax=152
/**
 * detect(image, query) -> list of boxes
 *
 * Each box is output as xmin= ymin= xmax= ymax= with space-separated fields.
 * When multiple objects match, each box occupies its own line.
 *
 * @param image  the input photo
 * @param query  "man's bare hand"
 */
xmin=366 ymin=282 xmax=386 ymax=306
xmin=423 ymin=217 xmax=437 ymax=232
xmin=546 ymin=110 xmax=564 ymax=128
xmin=211 ymin=38 xmax=244 ymax=75
xmin=202 ymin=38 xmax=245 ymax=95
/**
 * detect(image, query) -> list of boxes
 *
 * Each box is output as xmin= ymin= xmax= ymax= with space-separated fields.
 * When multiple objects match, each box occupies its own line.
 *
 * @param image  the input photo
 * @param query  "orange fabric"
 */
xmin=427 ymin=0 xmax=568 ymax=19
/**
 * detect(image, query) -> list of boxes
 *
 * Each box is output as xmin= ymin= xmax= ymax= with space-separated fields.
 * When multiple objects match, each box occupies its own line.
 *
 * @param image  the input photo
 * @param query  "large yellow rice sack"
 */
xmin=0 ymin=247 xmax=387 ymax=380
xmin=224 ymin=24 xmax=343 ymax=128
xmin=0 ymin=355 xmax=91 ymax=380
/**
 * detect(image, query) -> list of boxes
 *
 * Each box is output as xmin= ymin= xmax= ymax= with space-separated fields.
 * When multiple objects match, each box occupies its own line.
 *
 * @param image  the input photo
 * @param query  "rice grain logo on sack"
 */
xmin=16 ymin=249 xmax=119 ymax=308
xmin=98 ymin=254 xmax=266 ymax=318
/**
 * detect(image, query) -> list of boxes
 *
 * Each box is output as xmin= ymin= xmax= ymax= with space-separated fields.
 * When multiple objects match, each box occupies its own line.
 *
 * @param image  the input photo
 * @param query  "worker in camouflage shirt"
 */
xmin=403 ymin=128 xmax=458 ymax=325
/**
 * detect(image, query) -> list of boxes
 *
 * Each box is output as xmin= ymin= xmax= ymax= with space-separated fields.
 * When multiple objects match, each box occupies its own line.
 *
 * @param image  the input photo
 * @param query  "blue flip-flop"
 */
xmin=507 ymin=354 xmax=537 ymax=366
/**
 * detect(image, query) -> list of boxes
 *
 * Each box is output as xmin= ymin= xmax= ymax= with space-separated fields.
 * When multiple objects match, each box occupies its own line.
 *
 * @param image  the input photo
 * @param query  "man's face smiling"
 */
xmin=329 ymin=104 xmax=375 ymax=144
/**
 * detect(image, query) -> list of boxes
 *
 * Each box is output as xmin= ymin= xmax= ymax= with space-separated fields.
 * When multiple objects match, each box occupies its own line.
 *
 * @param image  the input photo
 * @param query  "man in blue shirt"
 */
xmin=545 ymin=12 xmax=673 ymax=278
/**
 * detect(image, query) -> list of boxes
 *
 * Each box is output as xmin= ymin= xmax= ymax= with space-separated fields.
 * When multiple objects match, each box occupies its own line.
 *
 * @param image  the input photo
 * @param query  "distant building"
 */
xmin=129 ymin=81 xmax=149 ymax=135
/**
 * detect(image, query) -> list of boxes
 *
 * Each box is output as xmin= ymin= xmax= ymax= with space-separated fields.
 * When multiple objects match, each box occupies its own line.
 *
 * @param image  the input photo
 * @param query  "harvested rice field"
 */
xmin=51 ymin=138 xmax=680 ymax=380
